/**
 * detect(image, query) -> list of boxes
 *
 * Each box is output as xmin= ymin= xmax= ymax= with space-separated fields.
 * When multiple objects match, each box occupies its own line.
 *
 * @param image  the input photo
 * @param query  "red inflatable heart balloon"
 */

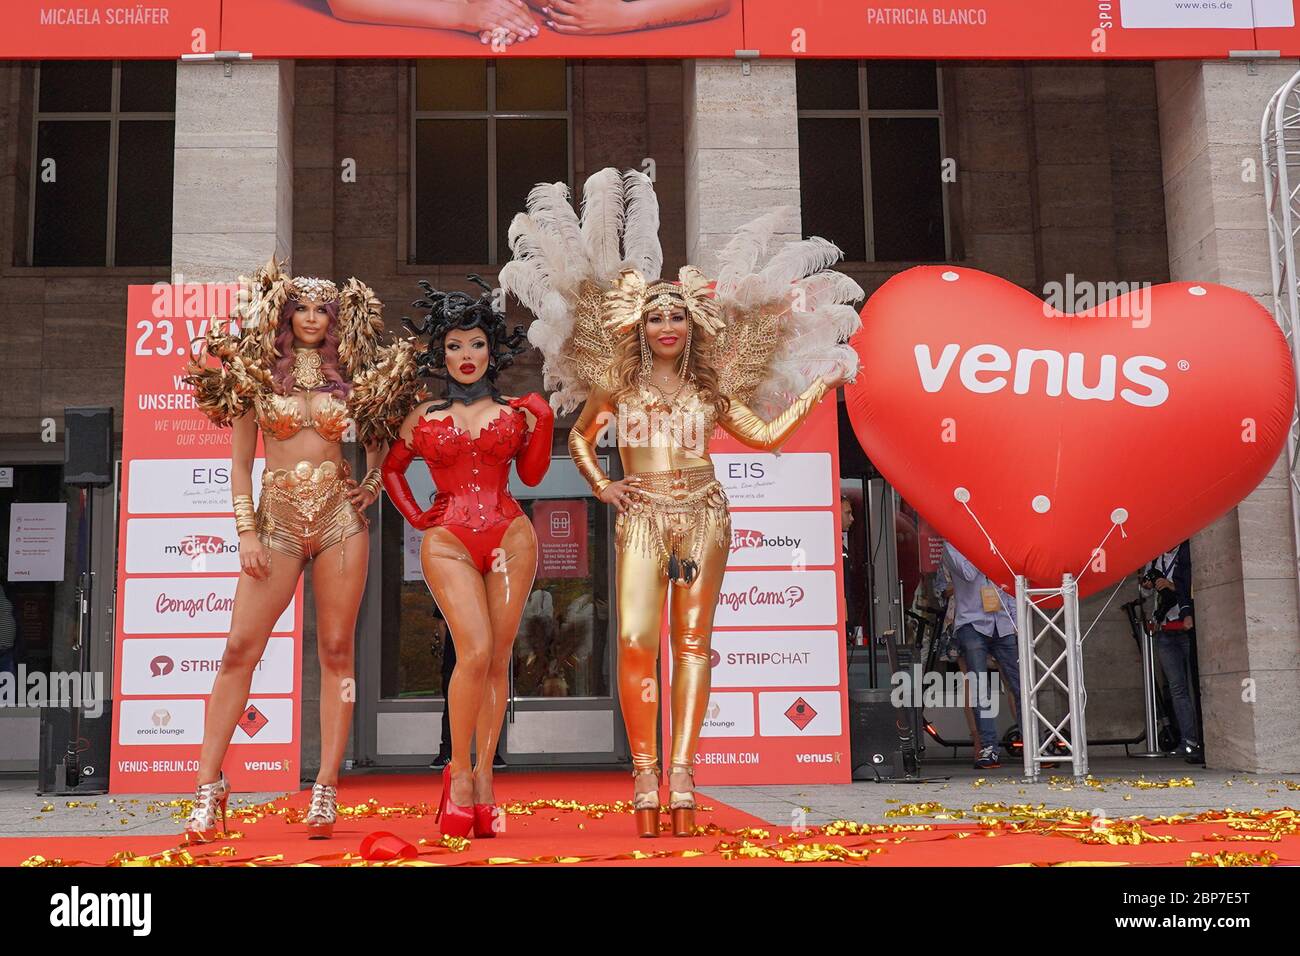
xmin=843 ymin=266 xmax=1294 ymax=598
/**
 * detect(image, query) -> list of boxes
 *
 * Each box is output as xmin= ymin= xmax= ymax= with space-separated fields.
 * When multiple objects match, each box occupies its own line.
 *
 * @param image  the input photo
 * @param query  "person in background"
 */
xmin=940 ymin=542 xmax=1022 ymax=770
xmin=840 ymin=494 xmax=864 ymax=645
xmin=1140 ymin=540 xmax=1203 ymax=765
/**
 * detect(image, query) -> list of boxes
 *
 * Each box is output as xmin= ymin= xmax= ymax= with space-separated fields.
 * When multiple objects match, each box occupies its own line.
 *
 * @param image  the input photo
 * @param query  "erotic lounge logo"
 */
xmin=718 ymin=584 xmax=806 ymax=613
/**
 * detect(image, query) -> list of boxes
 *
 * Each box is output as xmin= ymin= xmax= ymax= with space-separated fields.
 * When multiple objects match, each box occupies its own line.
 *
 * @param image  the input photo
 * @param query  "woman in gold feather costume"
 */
xmin=501 ymin=169 xmax=863 ymax=836
xmin=179 ymin=261 xmax=404 ymax=843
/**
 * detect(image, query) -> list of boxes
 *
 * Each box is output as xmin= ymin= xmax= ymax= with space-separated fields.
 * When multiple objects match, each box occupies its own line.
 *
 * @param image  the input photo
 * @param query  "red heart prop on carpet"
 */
xmin=843 ymin=266 xmax=1294 ymax=597
xmin=359 ymin=831 xmax=419 ymax=861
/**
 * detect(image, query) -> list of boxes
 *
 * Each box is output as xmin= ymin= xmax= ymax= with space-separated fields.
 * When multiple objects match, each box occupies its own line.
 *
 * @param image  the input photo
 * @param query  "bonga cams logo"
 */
xmin=154 ymin=591 xmax=235 ymax=618
xmin=718 ymin=584 xmax=806 ymax=613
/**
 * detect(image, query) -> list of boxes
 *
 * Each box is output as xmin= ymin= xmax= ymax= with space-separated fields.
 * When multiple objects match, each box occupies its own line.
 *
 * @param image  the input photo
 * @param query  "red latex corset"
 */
xmin=382 ymin=395 xmax=554 ymax=531
xmin=418 ymin=409 xmax=525 ymax=531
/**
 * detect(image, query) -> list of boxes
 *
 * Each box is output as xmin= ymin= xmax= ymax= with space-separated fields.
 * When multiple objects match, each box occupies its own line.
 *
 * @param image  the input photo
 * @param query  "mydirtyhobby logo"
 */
xmin=891 ymin=664 xmax=1001 ymax=718
xmin=168 ymin=534 xmax=236 ymax=558
xmin=0 ymin=667 xmax=105 ymax=718
xmin=49 ymin=886 xmax=151 ymax=937
xmin=730 ymin=529 xmax=802 ymax=553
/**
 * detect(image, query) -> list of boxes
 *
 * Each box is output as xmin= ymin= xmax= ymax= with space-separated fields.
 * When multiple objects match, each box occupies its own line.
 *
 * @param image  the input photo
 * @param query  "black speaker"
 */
xmin=64 ymin=406 xmax=114 ymax=486
xmin=849 ymin=686 xmax=921 ymax=780
xmin=38 ymin=705 xmax=113 ymax=795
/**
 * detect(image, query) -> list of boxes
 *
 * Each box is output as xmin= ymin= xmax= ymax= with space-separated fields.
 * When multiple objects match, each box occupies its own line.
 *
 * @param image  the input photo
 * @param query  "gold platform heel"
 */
xmin=304 ymin=783 xmax=339 ymax=840
xmin=668 ymin=763 xmax=696 ymax=837
xmin=184 ymin=772 xmax=230 ymax=843
xmin=632 ymin=766 xmax=661 ymax=838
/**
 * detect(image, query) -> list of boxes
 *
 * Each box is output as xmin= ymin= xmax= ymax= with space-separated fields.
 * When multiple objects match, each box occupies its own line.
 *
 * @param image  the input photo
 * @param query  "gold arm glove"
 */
xmin=718 ymin=378 xmax=829 ymax=451
xmin=568 ymin=389 xmax=615 ymax=495
xmin=360 ymin=467 xmax=383 ymax=498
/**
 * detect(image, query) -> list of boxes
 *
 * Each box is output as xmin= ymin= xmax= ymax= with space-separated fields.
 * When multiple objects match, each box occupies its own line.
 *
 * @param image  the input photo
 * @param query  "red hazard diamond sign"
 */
xmin=239 ymin=705 xmax=269 ymax=738
xmin=784 ymin=697 xmax=817 ymax=731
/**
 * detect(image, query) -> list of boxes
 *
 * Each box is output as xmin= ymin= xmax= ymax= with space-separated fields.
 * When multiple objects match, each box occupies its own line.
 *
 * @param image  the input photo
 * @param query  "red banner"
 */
xmin=742 ymin=0 xmax=1272 ymax=59
xmin=4 ymin=1 xmax=1296 ymax=59
xmin=110 ymin=284 xmax=303 ymax=794
xmin=663 ymin=398 xmax=851 ymax=786
xmin=0 ymin=2 xmax=219 ymax=58
xmin=532 ymin=499 xmax=589 ymax=578
xmin=221 ymin=0 xmax=744 ymax=58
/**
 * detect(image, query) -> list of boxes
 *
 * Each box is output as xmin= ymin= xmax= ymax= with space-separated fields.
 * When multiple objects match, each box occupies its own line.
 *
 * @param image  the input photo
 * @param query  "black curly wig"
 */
xmin=406 ymin=274 xmax=527 ymax=411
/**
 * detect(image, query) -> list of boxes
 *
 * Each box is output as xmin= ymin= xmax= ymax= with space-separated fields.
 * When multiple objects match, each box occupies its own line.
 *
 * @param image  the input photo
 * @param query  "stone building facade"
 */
xmin=0 ymin=55 xmax=1295 ymax=774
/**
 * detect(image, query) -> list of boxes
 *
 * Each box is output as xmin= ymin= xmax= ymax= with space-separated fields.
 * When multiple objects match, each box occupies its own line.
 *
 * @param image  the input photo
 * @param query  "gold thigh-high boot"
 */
xmin=666 ymin=526 xmax=728 ymax=837
xmin=614 ymin=545 xmax=670 ymax=837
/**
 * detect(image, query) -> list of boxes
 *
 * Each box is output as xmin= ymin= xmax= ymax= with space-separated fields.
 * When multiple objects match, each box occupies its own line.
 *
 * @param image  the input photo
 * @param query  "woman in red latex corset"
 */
xmin=381 ymin=277 xmax=553 ymax=838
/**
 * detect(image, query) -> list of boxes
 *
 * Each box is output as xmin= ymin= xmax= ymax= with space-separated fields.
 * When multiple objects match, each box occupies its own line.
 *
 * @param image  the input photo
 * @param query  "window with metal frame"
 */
xmin=795 ymin=60 xmax=950 ymax=264
xmin=410 ymin=59 xmax=572 ymax=266
xmin=28 ymin=60 xmax=176 ymax=268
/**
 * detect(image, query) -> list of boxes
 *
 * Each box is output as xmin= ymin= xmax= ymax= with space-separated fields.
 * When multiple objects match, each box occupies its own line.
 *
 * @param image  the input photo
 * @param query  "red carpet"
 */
xmin=4 ymin=772 xmax=1297 ymax=867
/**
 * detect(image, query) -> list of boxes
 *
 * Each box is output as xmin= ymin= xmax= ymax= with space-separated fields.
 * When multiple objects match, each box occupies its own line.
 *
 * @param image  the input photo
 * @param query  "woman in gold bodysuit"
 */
xmin=180 ymin=263 xmax=390 ymax=842
xmin=568 ymin=268 xmax=848 ymax=836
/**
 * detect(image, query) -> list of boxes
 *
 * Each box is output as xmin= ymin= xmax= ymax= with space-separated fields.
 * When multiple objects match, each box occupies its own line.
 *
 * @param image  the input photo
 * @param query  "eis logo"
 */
xmin=914 ymin=343 xmax=1169 ymax=407
xmin=549 ymin=511 xmax=571 ymax=539
xmin=191 ymin=465 xmax=230 ymax=487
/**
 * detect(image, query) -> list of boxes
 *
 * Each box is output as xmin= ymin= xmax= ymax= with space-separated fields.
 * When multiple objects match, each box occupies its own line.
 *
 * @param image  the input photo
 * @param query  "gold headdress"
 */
xmin=289 ymin=276 xmax=340 ymax=305
xmin=500 ymin=167 xmax=864 ymax=417
xmin=602 ymin=266 xmax=725 ymax=339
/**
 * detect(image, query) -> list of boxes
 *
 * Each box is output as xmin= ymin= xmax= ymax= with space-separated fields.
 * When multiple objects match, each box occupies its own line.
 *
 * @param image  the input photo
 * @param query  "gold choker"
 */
xmin=293 ymin=348 xmax=326 ymax=390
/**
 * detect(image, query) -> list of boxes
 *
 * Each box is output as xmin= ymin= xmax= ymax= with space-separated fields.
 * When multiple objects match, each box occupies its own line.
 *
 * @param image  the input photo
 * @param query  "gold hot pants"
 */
xmin=255 ymin=459 xmax=366 ymax=562
xmin=617 ymin=465 xmax=730 ymax=580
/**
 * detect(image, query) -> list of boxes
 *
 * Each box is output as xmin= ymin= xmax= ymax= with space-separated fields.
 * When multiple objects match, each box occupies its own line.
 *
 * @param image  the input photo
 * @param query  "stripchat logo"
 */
xmin=149 ymin=656 xmax=174 ymax=677
xmin=50 ymin=886 xmax=151 ymax=936
xmin=914 ymin=343 xmax=1169 ymax=407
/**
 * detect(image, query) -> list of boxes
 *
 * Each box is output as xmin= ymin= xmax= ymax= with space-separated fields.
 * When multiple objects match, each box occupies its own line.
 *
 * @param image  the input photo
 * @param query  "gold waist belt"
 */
xmin=619 ymin=466 xmax=729 ymax=586
xmin=256 ymin=459 xmax=363 ymax=565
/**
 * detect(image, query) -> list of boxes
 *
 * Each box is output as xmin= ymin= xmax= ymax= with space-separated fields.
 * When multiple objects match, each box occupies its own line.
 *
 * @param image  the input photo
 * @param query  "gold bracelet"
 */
xmin=232 ymin=494 xmax=256 ymax=535
xmin=360 ymin=468 xmax=382 ymax=497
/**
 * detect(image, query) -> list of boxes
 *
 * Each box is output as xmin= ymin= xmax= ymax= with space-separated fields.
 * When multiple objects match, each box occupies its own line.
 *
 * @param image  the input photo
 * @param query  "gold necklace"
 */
xmin=293 ymin=347 xmax=326 ymax=390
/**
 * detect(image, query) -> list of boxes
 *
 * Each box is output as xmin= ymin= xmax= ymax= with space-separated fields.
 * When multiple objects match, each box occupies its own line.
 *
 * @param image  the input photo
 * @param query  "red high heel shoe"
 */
xmin=435 ymin=765 xmax=474 ymax=838
xmin=474 ymin=803 xmax=499 ymax=839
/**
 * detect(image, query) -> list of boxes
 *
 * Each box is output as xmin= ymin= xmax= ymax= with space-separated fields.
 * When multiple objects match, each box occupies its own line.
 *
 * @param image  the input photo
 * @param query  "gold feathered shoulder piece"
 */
xmin=183 ymin=257 xmax=294 ymax=428
xmin=707 ymin=210 xmax=865 ymax=416
xmin=183 ymin=317 xmax=274 ymax=428
xmin=347 ymin=336 xmax=426 ymax=446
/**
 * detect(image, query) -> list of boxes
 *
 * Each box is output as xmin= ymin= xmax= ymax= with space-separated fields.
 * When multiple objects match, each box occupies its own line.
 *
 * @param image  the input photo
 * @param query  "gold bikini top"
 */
xmin=255 ymin=392 xmax=351 ymax=443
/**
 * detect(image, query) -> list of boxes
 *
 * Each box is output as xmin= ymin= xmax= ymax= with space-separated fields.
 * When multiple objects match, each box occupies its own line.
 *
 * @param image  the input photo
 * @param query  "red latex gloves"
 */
xmin=381 ymin=439 xmax=435 ymax=530
xmin=509 ymin=392 xmax=555 ymax=487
